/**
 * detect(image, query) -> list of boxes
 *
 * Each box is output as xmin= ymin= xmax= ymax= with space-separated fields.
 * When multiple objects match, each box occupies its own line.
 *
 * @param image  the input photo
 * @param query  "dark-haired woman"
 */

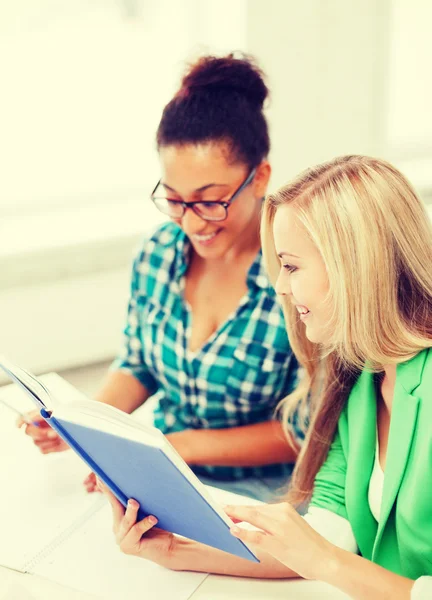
xmin=19 ymin=54 xmax=304 ymax=502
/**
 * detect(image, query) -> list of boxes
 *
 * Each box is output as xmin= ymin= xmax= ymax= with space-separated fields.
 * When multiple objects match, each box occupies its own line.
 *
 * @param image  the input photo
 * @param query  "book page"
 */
xmin=0 ymin=377 xmax=103 ymax=572
xmin=0 ymin=372 xmax=89 ymax=414
xmin=31 ymin=502 xmax=208 ymax=600
xmin=54 ymin=400 xmax=164 ymax=448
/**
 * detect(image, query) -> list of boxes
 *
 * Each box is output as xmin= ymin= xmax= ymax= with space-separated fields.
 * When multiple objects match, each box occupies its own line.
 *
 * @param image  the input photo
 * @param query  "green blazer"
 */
xmin=310 ymin=348 xmax=432 ymax=579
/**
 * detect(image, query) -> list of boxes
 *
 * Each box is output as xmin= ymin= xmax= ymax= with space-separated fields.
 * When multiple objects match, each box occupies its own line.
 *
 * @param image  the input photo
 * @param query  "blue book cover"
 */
xmin=0 ymin=358 xmax=259 ymax=563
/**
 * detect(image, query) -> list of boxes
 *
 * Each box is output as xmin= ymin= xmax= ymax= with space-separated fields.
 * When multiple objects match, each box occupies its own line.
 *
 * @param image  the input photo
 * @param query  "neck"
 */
xmin=224 ymin=204 xmax=262 ymax=261
xmin=226 ymin=226 xmax=261 ymax=262
xmin=382 ymin=364 xmax=397 ymax=385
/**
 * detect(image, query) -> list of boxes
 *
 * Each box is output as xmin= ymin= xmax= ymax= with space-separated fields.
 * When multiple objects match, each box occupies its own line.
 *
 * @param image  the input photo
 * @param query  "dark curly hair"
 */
xmin=156 ymin=53 xmax=270 ymax=169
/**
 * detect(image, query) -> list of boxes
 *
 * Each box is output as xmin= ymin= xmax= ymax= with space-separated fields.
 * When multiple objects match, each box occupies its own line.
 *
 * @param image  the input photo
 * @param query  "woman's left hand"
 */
xmin=225 ymin=502 xmax=337 ymax=581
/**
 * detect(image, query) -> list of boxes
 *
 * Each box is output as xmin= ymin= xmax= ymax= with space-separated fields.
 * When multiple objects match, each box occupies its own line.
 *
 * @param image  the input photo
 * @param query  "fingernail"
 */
xmin=231 ymin=526 xmax=240 ymax=535
xmin=47 ymin=431 xmax=57 ymax=439
xmin=148 ymin=516 xmax=157 ymax=525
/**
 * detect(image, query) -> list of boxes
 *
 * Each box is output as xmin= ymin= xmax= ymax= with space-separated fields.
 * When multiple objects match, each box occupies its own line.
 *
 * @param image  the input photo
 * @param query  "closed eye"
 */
xmin=283 ymin=263 xmax=297 ymax=273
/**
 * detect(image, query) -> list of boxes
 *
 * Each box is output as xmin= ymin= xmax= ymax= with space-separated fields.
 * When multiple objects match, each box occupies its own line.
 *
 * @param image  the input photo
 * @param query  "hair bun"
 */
xmin=177 ymin=53 xmax=268 ymax=110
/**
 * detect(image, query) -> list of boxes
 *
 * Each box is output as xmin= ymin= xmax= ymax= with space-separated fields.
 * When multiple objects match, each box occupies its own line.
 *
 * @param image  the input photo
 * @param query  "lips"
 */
xmin=295 ymin=305 xmax=311 ymax=321
xmin=193 ymin=231 xmax=218 ymax=242
xmin=191 ymin=228 xmax=222 ymax=244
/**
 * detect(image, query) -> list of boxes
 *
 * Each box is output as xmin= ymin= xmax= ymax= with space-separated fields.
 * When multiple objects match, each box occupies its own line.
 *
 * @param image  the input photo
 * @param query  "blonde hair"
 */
xmin=261 ymin=155 xmax=432 ymax=505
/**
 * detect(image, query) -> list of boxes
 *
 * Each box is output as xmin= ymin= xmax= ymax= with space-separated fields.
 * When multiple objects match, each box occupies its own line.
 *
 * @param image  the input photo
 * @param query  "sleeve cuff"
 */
xmin=303 ymin=506 xmax=358 ymax=554
xmin=411 ymin=576 xmax=432 ymax=599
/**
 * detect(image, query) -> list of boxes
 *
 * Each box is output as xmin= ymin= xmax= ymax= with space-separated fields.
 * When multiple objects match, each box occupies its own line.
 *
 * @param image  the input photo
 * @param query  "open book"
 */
xmin=0 ymin=356 xmax=258 ymax=564
xmin=0 ymin=374 xmax=209 ymax=600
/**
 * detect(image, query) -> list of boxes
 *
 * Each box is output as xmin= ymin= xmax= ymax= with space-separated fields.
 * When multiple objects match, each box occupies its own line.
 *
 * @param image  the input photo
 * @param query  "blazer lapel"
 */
xmin=345 ymin=369 xmax=378 ymax=556
xmin=372 ymin=350 xmax=427 ymax=557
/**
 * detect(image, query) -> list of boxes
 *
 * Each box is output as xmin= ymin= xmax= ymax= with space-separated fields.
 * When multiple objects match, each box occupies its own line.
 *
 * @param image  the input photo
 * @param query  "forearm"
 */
xmin=169 ymin=420 xmax=298 ymax=466
xmin=323 ymin=546 xmax=414 ymax=600
xmin=173 ymin=538 xmax=297 ymax=578
xmin=94 ymin=370 xmax=151 ymax=414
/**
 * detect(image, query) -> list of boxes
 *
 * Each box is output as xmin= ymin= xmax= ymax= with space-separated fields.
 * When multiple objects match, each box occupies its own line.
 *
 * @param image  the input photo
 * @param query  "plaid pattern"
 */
xmin=112 ymin=222 xmax=304 ymax=481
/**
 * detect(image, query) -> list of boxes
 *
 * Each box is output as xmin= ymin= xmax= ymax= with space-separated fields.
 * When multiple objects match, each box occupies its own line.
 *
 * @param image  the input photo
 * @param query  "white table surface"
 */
xmin=0 ymin=374 xmax=351 ymax=600
xmin=0 ymin=564 xmax=351 ymax=600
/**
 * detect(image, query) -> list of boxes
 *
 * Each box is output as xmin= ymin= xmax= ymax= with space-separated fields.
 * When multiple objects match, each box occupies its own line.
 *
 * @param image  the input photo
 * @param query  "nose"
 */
xmin=274 ymin=268 xmax=291 ymax=297
xmin=180 ymin=205 xmax=207 ymax=233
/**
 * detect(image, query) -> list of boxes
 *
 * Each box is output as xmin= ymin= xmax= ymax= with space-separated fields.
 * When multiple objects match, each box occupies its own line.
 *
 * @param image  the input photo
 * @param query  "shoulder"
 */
xmin=134 ymin=221 xmax=185 ymax=261
xmin=397 ymin=347 xmax=432 ymax=398
xmin=129 ymin=222 xmax=187 ymax=294
xmin=248 ymin=262 xmax=292 ymax=352
xmin=248 ymin=250 xmax=281 ymax=308
xmin=420 ymin=347 xmax=432 ymax=382
xmin=131 ymin=221 xmax=186 ymax=272
xmin=415 ymin=347 xmax=432 ymax=407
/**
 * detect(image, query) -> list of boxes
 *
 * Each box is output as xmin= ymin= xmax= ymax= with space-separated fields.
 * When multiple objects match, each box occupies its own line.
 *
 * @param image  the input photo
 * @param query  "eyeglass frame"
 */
xmin=150 ymin=167 xmax=257 ymax=222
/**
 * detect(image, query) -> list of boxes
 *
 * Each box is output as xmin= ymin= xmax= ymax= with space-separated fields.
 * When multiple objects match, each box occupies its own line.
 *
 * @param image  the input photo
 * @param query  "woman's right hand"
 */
xmin=16 ymin=410 xmax=70 ymax=454
xmin=98 ymin=478 xmax=179 ymax=569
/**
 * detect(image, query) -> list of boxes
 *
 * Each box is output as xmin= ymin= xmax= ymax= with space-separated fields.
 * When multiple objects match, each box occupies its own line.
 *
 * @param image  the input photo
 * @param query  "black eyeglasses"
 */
xmin=150 ymin=168 xmax=257 ymax=222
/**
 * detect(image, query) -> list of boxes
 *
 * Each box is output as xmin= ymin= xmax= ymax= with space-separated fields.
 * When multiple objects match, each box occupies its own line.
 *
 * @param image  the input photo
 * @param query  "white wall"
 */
xmin=247 ymin=0 xmax=391 ymax=190
xmin=0 ymin=0 xmax=247 ymax=215
xmin=4 ymin=0 xmax=428 ymax=377
xmin=388 ymin=0 xmax=432 ymax=154
xmin=0 ymin=0 xmax=247 ymax=376
xmin=0 ymin=269 xmax=129 ymax=380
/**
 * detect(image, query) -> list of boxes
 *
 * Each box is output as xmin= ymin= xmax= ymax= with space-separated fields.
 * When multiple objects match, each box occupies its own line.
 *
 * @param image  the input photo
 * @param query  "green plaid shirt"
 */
xmin=112 ymin=222 xmax=304 ymax=481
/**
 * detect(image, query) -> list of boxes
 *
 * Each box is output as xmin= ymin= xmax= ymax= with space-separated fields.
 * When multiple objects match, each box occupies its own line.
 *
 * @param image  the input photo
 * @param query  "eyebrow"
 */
xmin=162 ymin=182 xmax=230 ymax=193
xmin=277 ymin=252 xmax=300 ymax=259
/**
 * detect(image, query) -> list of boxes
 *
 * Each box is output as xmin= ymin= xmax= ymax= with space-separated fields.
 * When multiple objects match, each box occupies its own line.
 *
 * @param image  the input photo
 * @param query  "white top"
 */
xmin=303 ymin=433 xmax=431 ymax=599
xmin=368 ymin=432 xmax=385 ymax=521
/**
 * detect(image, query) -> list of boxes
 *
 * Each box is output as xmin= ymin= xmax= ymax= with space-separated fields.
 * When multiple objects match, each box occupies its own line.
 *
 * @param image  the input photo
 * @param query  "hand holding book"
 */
xmin=16 ymin=410 xmax=71 ymax=453
xmin=97 ymin=478 xmax=179 ymax=568
xmin=0 ymin=356 xmax=258 ymax=562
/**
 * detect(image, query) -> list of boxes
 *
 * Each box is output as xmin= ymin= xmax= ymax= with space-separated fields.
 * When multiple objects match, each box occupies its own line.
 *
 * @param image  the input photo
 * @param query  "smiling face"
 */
xmin=273 ymin=203 xmax=332 ymax=344
xmin=158 ymin=142 xmax=269 ymax=259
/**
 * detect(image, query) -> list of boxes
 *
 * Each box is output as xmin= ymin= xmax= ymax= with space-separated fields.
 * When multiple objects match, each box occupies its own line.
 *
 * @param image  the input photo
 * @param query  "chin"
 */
xmin=190 ymin=236 xmax=228 ymax=259
xmin=191 ymin=242 xmax=223 ymax=259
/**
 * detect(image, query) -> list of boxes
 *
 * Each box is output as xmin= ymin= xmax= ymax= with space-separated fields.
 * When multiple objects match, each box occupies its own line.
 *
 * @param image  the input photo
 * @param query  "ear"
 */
xmin=252 ymin=161 xmax=271 ymax=199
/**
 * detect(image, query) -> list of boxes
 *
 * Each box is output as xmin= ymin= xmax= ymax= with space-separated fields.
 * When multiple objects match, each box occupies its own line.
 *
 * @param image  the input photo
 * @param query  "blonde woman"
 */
xmin=99 ymin=156 xmax=432 ymax=599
